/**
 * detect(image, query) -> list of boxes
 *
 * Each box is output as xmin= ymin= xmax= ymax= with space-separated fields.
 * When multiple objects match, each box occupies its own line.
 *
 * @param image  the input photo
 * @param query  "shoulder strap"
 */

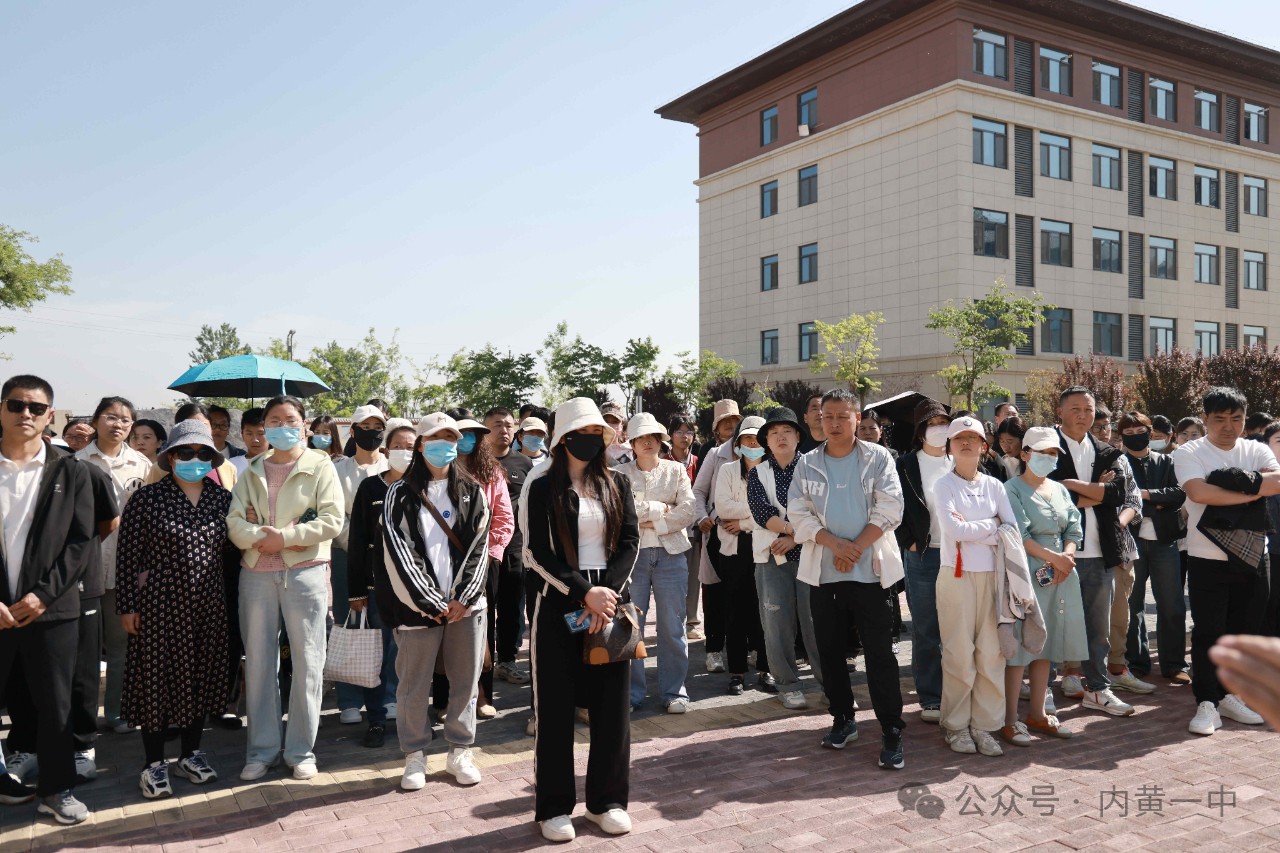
xmin=552 ymin=496 xmax=579 ymax=571
xmin=420 ymin=487 xmax=465 ymax=553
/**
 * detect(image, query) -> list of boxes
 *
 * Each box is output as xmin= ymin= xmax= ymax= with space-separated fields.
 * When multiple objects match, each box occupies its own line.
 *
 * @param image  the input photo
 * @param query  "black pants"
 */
xmin=1187 ymin=557 xmax=1269 ymax=705
xmin=1268 ymin=552 xmax=1280 ymax=638
xmin=718 ymin=536 xmax=767 ymax=675
xmin=702 ymin=581 xmax=727 ymax=653
xmin=9 ymin=600 xmax=100 ymax=751
xmin=810 ymin=580 xmax=905 ymax=733
xmin=496 ymin=551 xmax=526 ymax=663
xmin=0 ymin=618 xmax=79 ymax=795
xmin=531 ymin=594 xmax=629 ymax=822
xmin=223 ymin=562 xmax=244 ymax=709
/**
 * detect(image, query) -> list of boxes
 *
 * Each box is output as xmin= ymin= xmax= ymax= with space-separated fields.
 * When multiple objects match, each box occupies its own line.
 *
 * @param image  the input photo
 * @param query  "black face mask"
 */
xmin=352 ymin=426 xmax=385 ymax=451
xmin=562 ymin=431 xmax=605 ymax=462
xmin=1122 ymin=431 xmax=1150 ymax=452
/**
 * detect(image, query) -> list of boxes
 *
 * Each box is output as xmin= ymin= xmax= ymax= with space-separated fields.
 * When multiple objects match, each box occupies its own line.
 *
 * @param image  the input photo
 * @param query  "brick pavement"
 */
xmin=2 ymin=594 xmax=1279 ymax=852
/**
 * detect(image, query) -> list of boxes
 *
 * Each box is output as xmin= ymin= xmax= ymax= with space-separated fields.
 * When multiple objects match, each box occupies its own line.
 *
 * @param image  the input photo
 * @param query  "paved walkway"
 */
xmin=3 ymin=595 xmax=1279 ymax=852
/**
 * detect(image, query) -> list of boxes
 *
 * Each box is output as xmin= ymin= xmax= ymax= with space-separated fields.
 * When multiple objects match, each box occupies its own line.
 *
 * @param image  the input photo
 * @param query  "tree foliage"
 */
xmin=541 ymin=322 xmax=620 ymax=404
xmin=1132 ymin=348 xmax=1209 ymax=424
xmin=926 ymin=280 xmax=1049 ymax=409
xmin=1058 ymin=354 xmax=1131 ymax=417
xmin=698 ymin=376 xmax=754 ymax=437
xmin=771 ymin=379 xmax=824 ymax=416
xmin=446 ymin=345 xmax=541 ymax=414
xmin=1204 ymin=345 xmax=1280 ymax=417
xmin=0 ymin=225 xmax=73 ymax=345
xmin=807 ymin=311 xmax=884 ymax=402
xmin=189 ymin=322 xmax=252 ymax=365
xmin=303 ymin=329 xmax=408 ymax=417
xmin=659 ymin=349 xmax=742 ymax=415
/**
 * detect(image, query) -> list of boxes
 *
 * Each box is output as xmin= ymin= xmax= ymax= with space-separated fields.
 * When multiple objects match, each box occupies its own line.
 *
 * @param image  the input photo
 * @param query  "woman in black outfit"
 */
xmin=519 ymin=398 xmax=639 ymax=844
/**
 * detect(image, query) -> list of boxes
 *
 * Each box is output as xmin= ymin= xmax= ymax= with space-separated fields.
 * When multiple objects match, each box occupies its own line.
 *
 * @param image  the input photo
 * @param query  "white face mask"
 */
xmin=388 ymin=449 xmax=413 ymax=473
xmin=924 ymin=425 xmax=949 ymax=449
xmin=1149 ymin=439 xmax=1169 ymax=453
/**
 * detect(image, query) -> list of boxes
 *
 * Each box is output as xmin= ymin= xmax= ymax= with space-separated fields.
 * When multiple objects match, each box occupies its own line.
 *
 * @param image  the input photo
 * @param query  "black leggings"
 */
xmin=141 ymin=719 xmax=204 ymax=766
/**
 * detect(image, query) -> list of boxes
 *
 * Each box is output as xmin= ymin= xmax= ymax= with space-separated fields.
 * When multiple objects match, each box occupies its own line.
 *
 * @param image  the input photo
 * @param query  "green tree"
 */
xmin=616 ymin=337 xmax=661 ymax=414
xmin=807 ymin=311 xmax=885 ymax=403
xmin=446 ymin=345 xmax=541 ymax=414
xmin=926 ymin=280 xmax=1050 ymax=409
xmin=541 ymin=322 xmax=621 ymax=403
xmin=303 ymin=328 xmax=407 ymax=416
xmin=0 ymin=225 xmax=73 ymax=345
xmin=661 ymin=349 xmax=742 ymax=414
xmin=189 ymin=323 xmax=252 ymax=365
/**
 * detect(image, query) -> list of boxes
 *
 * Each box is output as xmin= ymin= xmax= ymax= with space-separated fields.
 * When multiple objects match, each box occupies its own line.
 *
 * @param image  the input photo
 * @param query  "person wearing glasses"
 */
xmin=145 ymin=401 xmax=239 ymax=488
xmin=115 ymin=421 xmax=234 ymax=799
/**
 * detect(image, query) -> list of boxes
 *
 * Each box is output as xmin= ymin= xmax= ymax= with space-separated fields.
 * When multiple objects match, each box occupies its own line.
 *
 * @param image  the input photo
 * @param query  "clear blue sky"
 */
xmin=6 ymin=0 xmax=1273 ymax=411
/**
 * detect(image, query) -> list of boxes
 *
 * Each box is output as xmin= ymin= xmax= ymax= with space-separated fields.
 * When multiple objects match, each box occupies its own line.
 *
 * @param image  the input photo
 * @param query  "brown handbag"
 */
xmin=552 ymin=496 xmax=647 ymax=665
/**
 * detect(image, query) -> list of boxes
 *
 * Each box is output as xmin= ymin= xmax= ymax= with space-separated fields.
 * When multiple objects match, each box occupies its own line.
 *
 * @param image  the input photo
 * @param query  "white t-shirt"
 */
xmin=1173 ymin=436 xmax=1280 ymax=561
xmin=1063 ymin=432 xmax=1101 ymax=558
xmin=917 ymin=450 xmax=953 ymax=548
xmin=932 ymin=470 xmax=1017 ymax=573
xmin=417 ymin=479 xmax=457 ymax=593
xmin=577 ymin=496 xmax=608 ymax=571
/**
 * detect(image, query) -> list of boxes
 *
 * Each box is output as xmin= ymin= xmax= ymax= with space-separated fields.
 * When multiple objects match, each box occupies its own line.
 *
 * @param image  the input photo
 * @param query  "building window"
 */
xmin=1245 ymin=251 xmax=1267 ymax=291
xmin=760 ymin=181 xmax=778 ymax=218
xmin=1040 ymin=219 xmax=1072 ymax=266
xmin=1093 ymin=228 xmax=1122 ymax=273
xmin=761 ymin=106 xmax=779 ymax=146
xmin=1195 ymin=321 xmax=1220 ymax=356
xmin=973 ymin=209 xmax=1009 ymax=258
xmin=798 ymin=165 xmax=818 ymax=207
xmin=1194 ymin=89 xmax=1221 ymax=132
xmin=760 ymin=254 xmax=779 ymax=291
xmin=1040 ymin=132 xmax=1071 ymax=181
xmin=1194 ymin=166 xmax=1220 ymax=208
xmin=1194 ymin=243 xmax=1219 ymax=284
xmin=1092 ymin=144 xmax=1121 ymax=189
xmin=972 ymin=118 xmax=1007 ymax=168
xmin=1042 ymin=307 xmax=1073 ymax=353
xmin=1151 ymin=317 xmax=1176 ymax=354
xmin=1093 ymin=61 xmax=1121 ymax=107
xmin=1094 ymin=311 xmax=1123 ymax=356
xmin=761 ymin=329 xmax=779 ymax=365
xmin=799 ymin=322 xmax=818 ymax=362
xmin=973 ymin=29 xmax=1007 ymax=79
xmin=1245 ymin=325 xmax=1267 ymax=348
xmin=1244 ymin=176 xmax=1268 ymax=217
xmin=798 ymin=88 xmax=818 ymax=130
xmin=1149 ymin=156 xmax=1176 ymax=200
xmin=1040 ymin=47 xmax=1072 ymax=95
xmin=1149 ymin=77 xmax=1176 ymax=121
xmin=1150 ymin=236 xmax=1177 ymax=280
xmin=1245 ymin=102 xmax=1269 ymax=143
xmin=799 ymin=243 xmax=818 ymax=283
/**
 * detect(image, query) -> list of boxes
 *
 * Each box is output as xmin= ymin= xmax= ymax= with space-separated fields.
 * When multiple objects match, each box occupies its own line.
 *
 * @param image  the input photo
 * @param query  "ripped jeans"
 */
xmin=755 ymin=560 xmax=823 ymax=693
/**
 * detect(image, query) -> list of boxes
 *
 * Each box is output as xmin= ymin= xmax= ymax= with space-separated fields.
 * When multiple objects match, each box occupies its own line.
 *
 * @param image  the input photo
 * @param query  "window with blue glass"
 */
xmin=799 ymin=243 xmax=818 ymax=283
xmin=798 ymin=165 xmax=818 ymax=207
xmin=761 ymin=181 xmax=778 ymax=218
xmin=1042 ymin=307 xmax=1074 ymax=353
xmin=761 ymin=329 xmax=779 ymax=365
xmin=798 ymin=88 xmax=818 ymax=129
xmin=761 ymin=255 xmax=779 ymax=291
xmin=799 ymin=322 xmax=818 ymax=362
xmin=761 ymin=106 xmax=779 ymax=146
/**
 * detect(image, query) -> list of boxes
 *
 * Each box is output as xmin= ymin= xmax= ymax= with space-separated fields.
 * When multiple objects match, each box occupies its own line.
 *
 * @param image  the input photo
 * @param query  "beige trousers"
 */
xmin=1108 ymin=561 xmax=1135 ymax=667
xmin=936 ymin=569 xmax=1005 ymax=733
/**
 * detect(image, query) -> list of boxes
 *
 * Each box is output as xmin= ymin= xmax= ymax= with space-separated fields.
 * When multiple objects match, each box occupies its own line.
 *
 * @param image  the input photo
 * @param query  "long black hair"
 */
xmin=547 ymin=436 xmax=624 ymax=555
xmin=406 ymin=432 xmax=476 ymax=509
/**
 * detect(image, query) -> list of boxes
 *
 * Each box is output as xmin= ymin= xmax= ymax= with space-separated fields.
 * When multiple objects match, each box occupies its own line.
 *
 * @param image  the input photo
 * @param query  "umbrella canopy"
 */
xmin=168 ymin=355 xmax=331 ymax=399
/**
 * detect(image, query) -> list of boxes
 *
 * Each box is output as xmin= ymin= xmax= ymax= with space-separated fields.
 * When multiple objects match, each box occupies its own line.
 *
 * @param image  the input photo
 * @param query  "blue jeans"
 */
xmin=903 ymin=546 xmax=942 ymax=707
xmin=331 ymin=549 xmax=399 ymax=717
xmin=240 ymin=565 xmax=329 ymax=768
xmin=630 ymin=547 xmax=690 ymax=705
xmin=1127 ymin=539 xmax=1187 ymax=676
xmin=1075 ymin=558 xmax=1113 ymax=692
xmin=755 ymin=560 xmax=823 ymax=693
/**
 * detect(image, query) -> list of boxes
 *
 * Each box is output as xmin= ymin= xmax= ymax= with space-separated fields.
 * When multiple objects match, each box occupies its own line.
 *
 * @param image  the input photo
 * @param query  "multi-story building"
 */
xmin=658 ymin=0 xmax=1280 ymax=412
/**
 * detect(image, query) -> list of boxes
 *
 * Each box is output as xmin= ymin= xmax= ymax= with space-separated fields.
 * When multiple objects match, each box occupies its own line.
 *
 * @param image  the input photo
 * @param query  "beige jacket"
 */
xmin=713 ymin=458 xmax=757 ymax=557
xmin=227 ymin=448 xmax=344 ymax=568
xmin=617 ymin=458 xmax=695 ymax=554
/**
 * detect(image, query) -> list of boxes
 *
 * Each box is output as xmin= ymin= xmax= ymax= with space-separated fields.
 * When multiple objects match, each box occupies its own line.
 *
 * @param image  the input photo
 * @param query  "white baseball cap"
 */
xmin=1022 ymin=426 xmax=1059 ymax=452
xmin=946 ymin=416 xmax=987 ymax=442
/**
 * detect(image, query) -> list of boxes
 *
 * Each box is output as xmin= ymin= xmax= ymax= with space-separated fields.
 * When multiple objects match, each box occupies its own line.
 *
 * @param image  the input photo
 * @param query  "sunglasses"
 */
xmin=170 ymin=447 xmax=216 ymax=462
xmin=4 ymin=399 xmax=50 ymax=416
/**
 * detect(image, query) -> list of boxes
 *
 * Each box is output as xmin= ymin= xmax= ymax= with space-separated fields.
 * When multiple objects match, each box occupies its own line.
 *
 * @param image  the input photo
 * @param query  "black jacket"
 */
xmin=1125 ymin=451 xmax=1186 ymax=545
xmin=347 ymin=472 xmax=389 ymax=605
xmin=895 ymin=450 xmax=933 ymax=552
xmin=0 ymin=445 xmax=96 ymax=622
xmin=522 ymin=469 xmax=639 ymax=614
xmin=1050 ymin=429 xmax=1130 ymax=567
xmin=80 ymin=462 xmax=121 ymax=600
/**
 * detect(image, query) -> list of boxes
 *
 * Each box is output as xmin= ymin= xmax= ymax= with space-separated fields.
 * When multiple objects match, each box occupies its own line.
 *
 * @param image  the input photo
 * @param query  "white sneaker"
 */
xmin=239 ymin=762 xmax=273 ymax=782
xmin=945 ymin=728 xmax=977 ymax=754
xmin=1060 ymin=675 xmax=1085 ymax=698
xmin=139 ymin=761 xmax=172 ymax=799
xmin=339 ymin=708 xmax=362 ymax=725
xmin=969 ymin=727 xmax=1004 ymax=757
xmin=292 ymin=759 xmax=318 ymax=780
xmin=1082 ymin=688 xmax=1135 ymax=717
xmin=385 ymin=703 xmax=397 ymax=721
xmin=665 ymin=698 xmax=690 ymax=714
xmin=1189 ymin=701 xmax=1222 ymax=735
xmin=1110 ymin=669 xmax=1157 ymax=694
xmin=73 ymin=749 xmax=96 ymax=783
xmin=1219 ymin=694 xmax=1265 ymax=725
xmin=494 ymin=661 xmax=531 ymax=684
xmin=173 ymin=751 xmax=217 ymax=784
xmin=1018 ymin=682 xmax=1030 ymax=701
xmin=920 ymin=705 xmax=941 ymax=723
xmin=1044 ymin=690 xmax=1057 ymax=715
xmin=585 ymin=808 xmax=632 ymax=835
xmin=540 ymin=815 xmax=575 ymax=843
xmin=446 ymin=747 xmax=481 ymax=786
xmin=401 ymin=751 xmax=427 ymax=791
xmin=705 ymin=651 xmax=726 ymax=673
xmin=781 ymin=690 xmax=808 ymax=710
xmin=6 ymin=751 xmax=37 ymax=784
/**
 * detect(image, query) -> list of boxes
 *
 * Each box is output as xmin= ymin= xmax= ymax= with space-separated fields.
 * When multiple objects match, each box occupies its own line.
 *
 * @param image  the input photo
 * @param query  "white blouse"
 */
xmin=932 ymin=470 xmax=1016 ymax=573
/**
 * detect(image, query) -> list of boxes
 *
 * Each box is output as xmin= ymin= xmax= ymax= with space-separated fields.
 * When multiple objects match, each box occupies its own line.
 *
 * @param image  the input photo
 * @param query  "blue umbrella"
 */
xmin=168 ymin=354 xmax=331 ymax=399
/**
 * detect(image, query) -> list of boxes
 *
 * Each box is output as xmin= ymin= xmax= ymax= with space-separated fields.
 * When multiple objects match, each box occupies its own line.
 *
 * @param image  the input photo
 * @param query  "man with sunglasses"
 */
xmin=0 ymin=375 xmax=97 ymax=824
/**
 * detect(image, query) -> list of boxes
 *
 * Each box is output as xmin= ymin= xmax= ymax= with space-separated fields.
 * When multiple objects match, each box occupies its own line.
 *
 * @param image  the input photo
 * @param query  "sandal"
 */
xmin=1025 ymin=714 xmax=1073 ymax=739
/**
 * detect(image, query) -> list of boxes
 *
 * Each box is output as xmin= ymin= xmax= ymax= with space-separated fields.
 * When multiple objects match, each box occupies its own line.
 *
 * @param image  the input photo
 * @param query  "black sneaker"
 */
xmin=821 ymin=718 xmax=858 ymax=750
xmin=362 ymin=724 xmax=387 ymax=749
xmin=727 ymin=676 xmax=744 ymax=695
xmin=0 ymin=774 xmax=36 ymax=805
xmin=878 ymin=727 xmax=904 ymax=770
xmin=755 ymin=672 xmax=779 ymax=694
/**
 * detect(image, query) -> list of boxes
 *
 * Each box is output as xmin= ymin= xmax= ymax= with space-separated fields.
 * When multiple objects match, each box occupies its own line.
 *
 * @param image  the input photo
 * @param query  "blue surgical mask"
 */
xmin=1027 ymin=452 xmax=1058 ymax=478
xmin=1150 ymin=439 xmax=1169 ymax=453
xmin=739 ymin=445 xmax=766 ymax=461
xmin=421 ymin=439 xmax=458 ymax=468
xmin=265 ymin=426 xmax=302 ymax=451
xmin=521 ymin=435 xmax=546 ymax=454
xmin=173 ymin=459 xmax=212 ymax=483
xmin=457 ymin=433 xmax=477 ymax=455
xmin=309 ymin=435 xmax=332 ymax=450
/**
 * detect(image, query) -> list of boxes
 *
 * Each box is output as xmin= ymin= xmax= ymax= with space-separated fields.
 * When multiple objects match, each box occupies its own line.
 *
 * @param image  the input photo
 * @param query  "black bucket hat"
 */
xmin=760 ymin=407 xmax=803 ymax=441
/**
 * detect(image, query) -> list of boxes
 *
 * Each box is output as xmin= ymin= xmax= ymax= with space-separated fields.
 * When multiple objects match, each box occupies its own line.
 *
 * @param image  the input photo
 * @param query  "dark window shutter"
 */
xmin=1226 ymin=171 xmax=1239 ymax=233
xmin=1015 ymin=393 xmax=1030 ymax=413
xmin=1128 ymin=314 xmax=1144 ymax=361
xmin=1014 ymin=126 xmax=1034 ymax=197
xmin=1226 ymin=323 xmax=1239 ymax=350
xmin=1226 ymin=96 xmax=1241 ymax=145
xmin=1128 ymin=232 xmax=1145 ymax=298
xmin=1016 ymin=325 xmax=1034 ymax=356
xmin=1013 ymin=39 xmax=1034 ymax=96
xmin=1127 ymin=151 xmax=1144 ymax=216
xmin=1127 ymin=70 xmax=1145 ymax=123
xmin=1226 ymin=247 xmax=1239 ymax=309
xmin=1015 ymin=215 xmax=1035 ymax=288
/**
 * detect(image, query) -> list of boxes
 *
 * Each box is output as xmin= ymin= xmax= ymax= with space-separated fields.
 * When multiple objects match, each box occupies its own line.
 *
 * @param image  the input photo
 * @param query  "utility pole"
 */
xmin=286 ymin=329 xmax=296 ymax=361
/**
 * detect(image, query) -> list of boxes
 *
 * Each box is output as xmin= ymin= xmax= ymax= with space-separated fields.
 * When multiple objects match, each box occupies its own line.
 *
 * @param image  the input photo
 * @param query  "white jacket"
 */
xmin=713 ymin=458 xmax=757 ymax=557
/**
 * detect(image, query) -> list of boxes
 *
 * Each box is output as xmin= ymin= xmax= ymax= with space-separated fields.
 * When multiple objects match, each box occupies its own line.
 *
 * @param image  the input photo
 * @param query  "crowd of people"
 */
xmin=2 ymin=372 xmax=1280 ymax=843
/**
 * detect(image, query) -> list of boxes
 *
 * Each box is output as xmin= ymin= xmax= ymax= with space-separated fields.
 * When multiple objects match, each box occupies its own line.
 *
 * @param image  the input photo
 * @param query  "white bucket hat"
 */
xmin=454 ymin=417 xmax=490 ymax=435
xmin=625 ymin=412 xmax=668 ymax=443
xmin=550 ymin=397 xmax=615 ymax=449
xmin=416 ymin=412 xmax=462 ymax=441
xmin=735 ymin=415 xmax=767 ymax=443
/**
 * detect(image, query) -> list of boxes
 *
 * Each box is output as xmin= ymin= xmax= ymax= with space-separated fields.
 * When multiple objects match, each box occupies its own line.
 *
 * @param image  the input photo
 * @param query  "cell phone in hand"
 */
xmin=565 ymin=609 xmax=589 ymax=633
xmin=1035 ymin=566 xmax=1054 ymax=587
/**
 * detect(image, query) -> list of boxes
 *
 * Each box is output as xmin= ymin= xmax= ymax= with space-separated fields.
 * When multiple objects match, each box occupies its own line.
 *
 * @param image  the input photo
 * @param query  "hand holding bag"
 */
xmin=324 ymin=609 xmax=383 ymax=688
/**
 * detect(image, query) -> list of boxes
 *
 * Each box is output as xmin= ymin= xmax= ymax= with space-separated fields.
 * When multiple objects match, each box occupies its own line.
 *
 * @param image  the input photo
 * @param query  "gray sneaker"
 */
xmin=37 ymin=790 xmax=89 ymax=825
